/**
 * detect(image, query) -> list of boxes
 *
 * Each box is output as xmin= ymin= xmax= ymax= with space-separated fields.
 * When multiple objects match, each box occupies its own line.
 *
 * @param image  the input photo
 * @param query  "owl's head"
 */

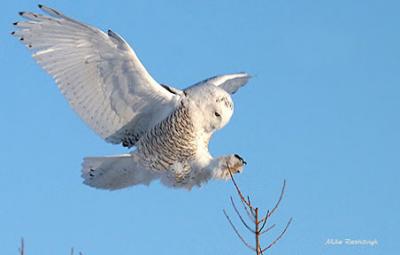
xmin=185 ymin=85 xmax=234 ymax=133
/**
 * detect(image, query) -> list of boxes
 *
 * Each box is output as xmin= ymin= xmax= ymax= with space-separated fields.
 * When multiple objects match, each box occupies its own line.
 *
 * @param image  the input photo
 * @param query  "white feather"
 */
xmin=82 ymin=154 xmax=159 ymax=190
xmin=13 ymin=5 xmax=180 ymax=145
xmin=187 ymin=72 xmax=251 ymax=95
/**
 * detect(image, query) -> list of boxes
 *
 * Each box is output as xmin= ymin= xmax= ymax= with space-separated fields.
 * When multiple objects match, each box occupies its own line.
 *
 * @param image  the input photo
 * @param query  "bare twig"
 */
xmin=230 ymin=197 xmax=255 ymax=233
xmin=255 ymin=208 xmax=261 ymax=254
xmin=223 ymin=209 xmax=256 ymax=251
xmin=261 ymin=217 xmax=293 ymax=252
xmin=261 ymin=180 xmax=286 ymax=222
xmin=224 ymin=165 xmax=291 ymax=254
xmin=259 ymin=210 xmax=269 ymax=232
xmin=239 ymin=197 xmax=256 ymax=222
xmin=19 ymin=238 xmax=24 ymax=255
xmin=227 ymin=169 xmax=254 ymax=210
xmin=17 ymin=239 xmax=83 ymax=255
xmin=261 ymin=224 xmax=276 ymax=234
xmin=247 ymin=196 xmax=252 ymax=208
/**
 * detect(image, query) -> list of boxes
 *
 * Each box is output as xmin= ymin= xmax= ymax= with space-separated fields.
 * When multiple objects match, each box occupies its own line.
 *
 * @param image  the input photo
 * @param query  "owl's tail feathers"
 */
xmin=81 ymin=154 xmax=159 ymax=190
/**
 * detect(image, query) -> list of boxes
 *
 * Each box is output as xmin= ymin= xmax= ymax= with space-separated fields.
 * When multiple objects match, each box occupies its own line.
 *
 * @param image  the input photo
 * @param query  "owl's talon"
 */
xmin=223 ymin=154 xmax=246 ymax=176
xmin=234 ymin=154 xmax=247 ymax=165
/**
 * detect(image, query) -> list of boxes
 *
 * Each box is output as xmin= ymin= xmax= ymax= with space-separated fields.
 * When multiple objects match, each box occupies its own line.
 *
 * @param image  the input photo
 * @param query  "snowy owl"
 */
xmin=12 ymin=5 xmax=251 ymax=190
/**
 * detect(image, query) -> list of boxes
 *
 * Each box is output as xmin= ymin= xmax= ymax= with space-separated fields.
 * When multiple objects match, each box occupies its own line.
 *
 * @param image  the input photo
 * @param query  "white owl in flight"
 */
xmin=13 ymin=5 xmax=251 ymax=190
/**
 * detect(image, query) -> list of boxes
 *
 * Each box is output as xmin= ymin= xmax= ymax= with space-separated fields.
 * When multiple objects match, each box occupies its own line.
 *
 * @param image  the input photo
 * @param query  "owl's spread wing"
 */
xmin=12 ymin=5 xmax=181 ymax=146
xmin=194 ymin=72 xmax=251 ymax=94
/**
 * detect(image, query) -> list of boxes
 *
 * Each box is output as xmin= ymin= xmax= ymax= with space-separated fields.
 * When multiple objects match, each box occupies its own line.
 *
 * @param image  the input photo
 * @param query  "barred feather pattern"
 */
xmin=136 ymin=101 xmax=197 ymax=184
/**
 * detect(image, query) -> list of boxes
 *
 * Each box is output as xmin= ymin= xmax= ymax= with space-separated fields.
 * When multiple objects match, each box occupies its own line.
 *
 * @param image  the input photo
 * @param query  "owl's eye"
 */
xmin=214 ymin=112 xmax=221 ymax=117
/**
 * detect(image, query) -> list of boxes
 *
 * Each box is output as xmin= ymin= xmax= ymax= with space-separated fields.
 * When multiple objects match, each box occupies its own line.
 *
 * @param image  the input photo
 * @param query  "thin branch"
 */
xmin=230 ymin=197 xmax=255 ymax=233
xmin=227 ymin=167 xmax=255 ymax=211
xmin=254 ymin=208 xmax=260 ymax=255
xmin=260 ymin=224 xmax=276 ymax=235
xmin=17 ymin=239 xmax=84 ymax=255
xmin=225 ymin=166 xmax=292 ymax=254
xmin=227 ymin=164 xmax=256 ymax=222
xmin=223 ymin=209 xmax=256 ymax=251
xmin=19 ymin=238 xmax=24 ymax=255
xmin=259 ymin=210 xmax=269 ymax=232
xmin=261 ymin=217 xmax=293 ymax=252
xmin=239 ymin=197 xmax=256 ymax=223
xmin=261 ymin=179 xmax=286 ymax=222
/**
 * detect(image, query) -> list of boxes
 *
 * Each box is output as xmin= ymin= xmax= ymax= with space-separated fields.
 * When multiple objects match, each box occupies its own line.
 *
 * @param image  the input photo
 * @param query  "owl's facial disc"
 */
xmin=208 ymin=92 xmax=234 ymax=132
xmin=185 ymin=85 xmax=234 ymax=133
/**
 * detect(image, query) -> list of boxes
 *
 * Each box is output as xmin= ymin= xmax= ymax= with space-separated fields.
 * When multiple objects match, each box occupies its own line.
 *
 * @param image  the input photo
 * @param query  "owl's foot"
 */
xmin=212 ymin=154 xmax=246 ymax=180
xmin=227 ymin=154 xmax=247 ymax=174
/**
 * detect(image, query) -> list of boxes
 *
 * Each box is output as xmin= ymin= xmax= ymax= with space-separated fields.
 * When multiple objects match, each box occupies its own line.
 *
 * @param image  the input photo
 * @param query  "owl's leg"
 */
xmin=209 ymin=154 xmax=247 ymax=180
xmin=160 ymin=162 xmax=192 ymax=188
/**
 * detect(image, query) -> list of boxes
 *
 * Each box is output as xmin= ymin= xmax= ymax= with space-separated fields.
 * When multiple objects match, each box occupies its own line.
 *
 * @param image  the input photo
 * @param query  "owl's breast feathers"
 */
xmin=137 ymin=101 xmax=198 ymax=171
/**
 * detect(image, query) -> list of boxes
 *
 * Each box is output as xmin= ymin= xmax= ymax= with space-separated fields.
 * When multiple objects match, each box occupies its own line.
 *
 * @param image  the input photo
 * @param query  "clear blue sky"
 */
xmin=1 ymin=1 xmax=399 ymax=254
